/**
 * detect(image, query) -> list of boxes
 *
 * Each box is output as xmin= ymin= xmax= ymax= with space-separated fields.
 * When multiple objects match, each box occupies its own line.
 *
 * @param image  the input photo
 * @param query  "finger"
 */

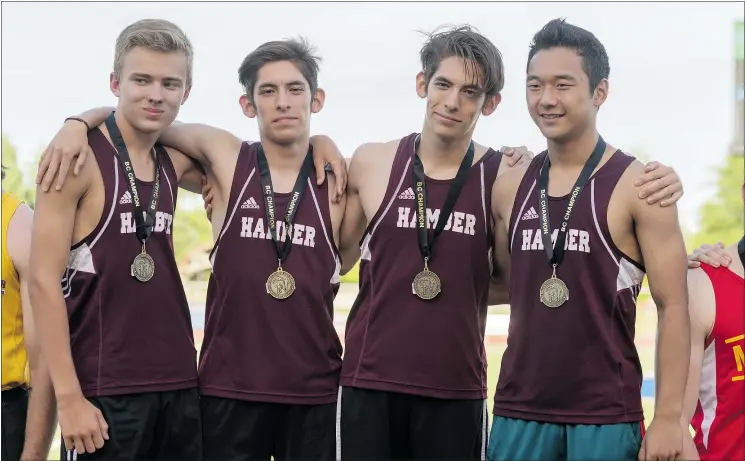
xmin=638 ymin=441 xmax=646 ymax=461
xmin=639 ymin=174 xmax=676 ymax=199
xmin=644 ymin=184 xmax=677 ymax=205
xmin=333 ymin=161 xmax=347 ymax=202
xmin=56 ymin=161 xmax=71 ymax=191
xmin=96 ymin=410 xmax=109 ymax=440
xmin=314 ymin=156 xmax=325 ymax=186
xmin=93 ymin=428 xmax=105 ymax=449
xmin=687 ymin=260 xmax=701 ymax=268
xmin=83 ymin=433 xmax=96 ymax=454
xmin=63 ymin=435 xmax=75 ymax=452
xmin=74 ymin=146 xmax=92 ymax=176
xmin=643 ymin=161 xmax=661 ymax=173
xmin=501 ymin=146 xmax=515 ymax=156
xmin=41 ymin=154 xmax=61 ymax=193
xmin=635 ymin=167 xmax=669 ymax=187
xmin=660 ymin=190 xmax=683 ymax=207
xmin=73 ymin=435 xmax=87 ymax=454
xmin=36 ymin=148 xmax=53 ymax=184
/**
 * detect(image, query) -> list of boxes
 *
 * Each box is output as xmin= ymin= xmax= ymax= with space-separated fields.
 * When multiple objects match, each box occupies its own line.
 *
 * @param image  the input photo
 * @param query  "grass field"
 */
xmin=46 ymin=285 xmax=661 ymax=459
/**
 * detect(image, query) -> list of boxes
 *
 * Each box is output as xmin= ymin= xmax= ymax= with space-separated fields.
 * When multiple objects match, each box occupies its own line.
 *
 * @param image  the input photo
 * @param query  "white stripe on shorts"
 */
xmin=335 ymin=386 xmax=343 ymax=460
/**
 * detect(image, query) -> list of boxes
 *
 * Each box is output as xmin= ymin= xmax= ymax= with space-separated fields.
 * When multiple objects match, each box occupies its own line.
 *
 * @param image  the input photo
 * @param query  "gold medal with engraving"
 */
xmin=540 ymin=265 xmax=569 ymax=308
xmin=131 ymin=244 xmax=156 ymax=283
xmin=412 ymin=258 xmax=441 ymax=300
xmin=266 ymin=265 xmax=296 ymax=300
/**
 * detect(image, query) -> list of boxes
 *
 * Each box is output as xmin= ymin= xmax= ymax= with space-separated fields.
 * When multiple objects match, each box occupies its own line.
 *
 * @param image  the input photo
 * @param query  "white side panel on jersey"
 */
xmin=307 ymin=178 xmax=341 ymax=284
xmin=361 ymin=156 xmax=412 ymax=262
xmin=161 ymin=162 xmax=176 ymax=213
xmin=617 ymin=258 xmax=645 ymax=292
xmin=698 ymin=341 xmax=718 ymax=447
xmin=63 ymin=157 xmax=119 ymax=298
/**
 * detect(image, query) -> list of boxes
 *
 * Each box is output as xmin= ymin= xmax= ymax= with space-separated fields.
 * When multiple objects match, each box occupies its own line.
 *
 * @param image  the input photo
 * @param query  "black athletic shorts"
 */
xmin=339 ymin=386 xmax=489 ymax=461
xmin=60 ymin=387 xmax=202 ymax=461
xmin=200 ymin=395 xmax=336 ymax=461
xmin=2 ymin=387 xmax=29 ymax=461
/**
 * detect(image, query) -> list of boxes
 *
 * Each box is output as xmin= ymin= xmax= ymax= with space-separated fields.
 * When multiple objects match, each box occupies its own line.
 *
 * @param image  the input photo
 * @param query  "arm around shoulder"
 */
xmin=159 ymin=122 xmax=242 ymax=167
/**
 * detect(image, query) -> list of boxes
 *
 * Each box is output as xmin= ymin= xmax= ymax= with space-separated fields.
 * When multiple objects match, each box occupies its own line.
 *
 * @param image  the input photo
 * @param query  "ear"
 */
xmin=181 ymin=84 xmax=192 ymax=106
xmin=311 ymin=87 xmax=325 ymax=114
xmin=415 ymin=71 xmax=428 ymax=99
xmin=110 ymin=72 xmax=121 ymax=97
xmin=481 ymin=93 xmax=501 ymax=117
xmin=239 ymin=94 xmax=257 ymax=119
xmin=593 ymin=78 xmax=609 ymax=109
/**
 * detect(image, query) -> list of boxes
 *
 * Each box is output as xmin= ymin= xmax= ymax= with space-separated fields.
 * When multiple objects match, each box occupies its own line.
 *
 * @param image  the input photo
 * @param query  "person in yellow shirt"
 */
xmin=2 ymin=165 xmax=56 ymax=461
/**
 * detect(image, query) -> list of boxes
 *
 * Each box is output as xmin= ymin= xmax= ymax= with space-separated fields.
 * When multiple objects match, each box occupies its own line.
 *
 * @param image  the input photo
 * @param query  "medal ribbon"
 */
xmin=538 ymin=136 xmax=606 ymax=270
xmin=105 ymin=113 xmax=161 ymax=247
xmin=257 ymin=144 xmax=314 ymax=266
xmin=411 ymin=136 xmax=475 ymax=264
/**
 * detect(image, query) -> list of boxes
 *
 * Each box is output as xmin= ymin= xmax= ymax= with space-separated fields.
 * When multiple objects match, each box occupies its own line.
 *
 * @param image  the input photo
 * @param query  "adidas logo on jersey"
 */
xmin=521 ymin=207 xmax=539 ymax=221
xmin=119 ymin=191 xmax=132 ymax=205
xmin=241 ymin=197 xmax=260 ymax=209
xmin=398 ymin=187 xmax=415 ymax=200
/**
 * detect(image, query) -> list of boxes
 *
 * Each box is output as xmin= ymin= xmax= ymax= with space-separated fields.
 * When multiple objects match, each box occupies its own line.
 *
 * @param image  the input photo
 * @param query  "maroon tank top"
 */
xmin=493 ymin=150 xmax=645 ymax=424
xmin=63 ymin=128 xmax=198 ymax=398
xmin=199 ymin=142 xmax=342 ymax=405
xmin=340 ymin=133 xmax=502 ymax=400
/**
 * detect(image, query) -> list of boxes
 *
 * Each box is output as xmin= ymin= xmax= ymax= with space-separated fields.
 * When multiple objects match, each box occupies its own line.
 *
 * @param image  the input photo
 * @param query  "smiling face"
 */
xmin=110 ymin=46 xmax=191 ymax=135
xmin=526 ymin=46 xmax=608 ymax=144
xmin=239 ymin=60 xmax=324 ymax=145
xmin=416 ymin=56 xmax=499 ymax=143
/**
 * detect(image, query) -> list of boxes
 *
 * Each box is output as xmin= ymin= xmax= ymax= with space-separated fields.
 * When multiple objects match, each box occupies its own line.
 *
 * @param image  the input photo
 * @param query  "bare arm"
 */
xmin=29 ymin=168 xmax=108 ymax=454
xmin=487 ymin=173 xmax=516 ymax=305
xmin=632 ymin=181 xmax=690 ymax=422
xmin=8 ymin=205 xmax=57 ymax=461
xmin=339 ymin=150 xmax=369 ymax=274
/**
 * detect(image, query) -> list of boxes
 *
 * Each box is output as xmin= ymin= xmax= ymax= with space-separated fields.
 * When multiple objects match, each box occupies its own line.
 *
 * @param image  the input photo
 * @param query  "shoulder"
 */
xmin=351 ymin=138 xmax=402 ymax=163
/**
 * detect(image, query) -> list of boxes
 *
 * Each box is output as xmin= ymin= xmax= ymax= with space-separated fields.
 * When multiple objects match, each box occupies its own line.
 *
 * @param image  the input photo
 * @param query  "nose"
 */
xmin=538 ymin=86 xmax=558 ymax=108
xmin=147 ymin=83 xmax=164 ymax=104
xmin=276 ymin=88 xmax=290 ymax=110
xmin=443 ymin=88 xmax=460 ymax=113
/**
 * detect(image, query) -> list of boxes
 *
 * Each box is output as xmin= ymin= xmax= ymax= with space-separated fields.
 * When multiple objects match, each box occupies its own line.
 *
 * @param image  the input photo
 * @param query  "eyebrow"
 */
xmin=433 ymin=76 xmax=482 ymax=91
xmin=257 ymin=81 xmax=306 ymax=89
xmin=527 ymin=74 xmax=577 ymax=82
xmin=130 ymin=73 xmax=183 ymax=84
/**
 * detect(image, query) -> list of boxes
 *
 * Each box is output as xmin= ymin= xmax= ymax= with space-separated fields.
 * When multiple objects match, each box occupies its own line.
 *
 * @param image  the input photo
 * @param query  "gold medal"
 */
xmin=540 ymin=265 xmax=569 ymax=308
xmin=266 ymin=265 xmax=296 ymax=299
xmin=412 ymin=258 xmax=442 ymax=300
xmin=131 ymin=245 xmax=155 ymax=283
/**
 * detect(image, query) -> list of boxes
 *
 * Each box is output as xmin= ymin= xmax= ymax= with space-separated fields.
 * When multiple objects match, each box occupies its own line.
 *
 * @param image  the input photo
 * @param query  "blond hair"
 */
xmin=113 ymin=19 xmax=194 ymax=86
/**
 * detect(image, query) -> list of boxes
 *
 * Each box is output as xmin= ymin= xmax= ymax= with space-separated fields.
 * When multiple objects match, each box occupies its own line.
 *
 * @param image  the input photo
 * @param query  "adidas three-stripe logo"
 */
xmin=522 ymin=207 xmax=539 ymax=221
xmin=119 ymin=191 xmax=132 ymax=205
xmin=241 ymin=197 xmax=260 ymax=209
xmin=398 ymin=187 xmax=415 ymax=200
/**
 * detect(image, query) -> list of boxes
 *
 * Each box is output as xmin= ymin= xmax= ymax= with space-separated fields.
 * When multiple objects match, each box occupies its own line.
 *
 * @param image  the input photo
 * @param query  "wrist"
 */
xmin=64 ymin=117 xmax=90 ymax=132
xmin=55 ymin=387 xmax=84 ymax=406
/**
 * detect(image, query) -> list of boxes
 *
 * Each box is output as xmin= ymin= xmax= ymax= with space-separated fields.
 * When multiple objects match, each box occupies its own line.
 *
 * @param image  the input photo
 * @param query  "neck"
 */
xmin=547 ymin=129 xmax=601 ymax=167
xmin=259 ymin=134 xmax=310 ymax=171
xmin=418 ymin=123 xmax=473 ymax=165
xmin=113 ymin=110 xmax=159 ymax=160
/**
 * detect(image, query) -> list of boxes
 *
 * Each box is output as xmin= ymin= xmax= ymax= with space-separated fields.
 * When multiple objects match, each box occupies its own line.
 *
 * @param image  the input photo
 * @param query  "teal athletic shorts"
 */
xmin=487 ymin=416 xmax=644 ymax=461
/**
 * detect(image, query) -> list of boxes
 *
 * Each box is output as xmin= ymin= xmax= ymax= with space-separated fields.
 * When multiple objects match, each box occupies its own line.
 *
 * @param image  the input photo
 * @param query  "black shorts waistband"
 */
xmin=1 ymin=387 xmax=29 ymax=403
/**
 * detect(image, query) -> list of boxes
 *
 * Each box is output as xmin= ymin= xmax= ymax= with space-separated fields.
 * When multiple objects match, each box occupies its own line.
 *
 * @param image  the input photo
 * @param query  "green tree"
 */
xmin=2 ymin=135 xmax=37 ymax=206
xmin=172 ymin=192 xmax=213 ymax=264
xmin=692 ymin=153 xmax=744 ymax=248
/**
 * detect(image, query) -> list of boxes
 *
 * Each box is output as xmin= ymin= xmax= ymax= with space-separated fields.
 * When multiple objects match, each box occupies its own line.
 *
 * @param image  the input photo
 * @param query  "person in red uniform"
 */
xmin=680 ymin=184 xmax=745 ymax=461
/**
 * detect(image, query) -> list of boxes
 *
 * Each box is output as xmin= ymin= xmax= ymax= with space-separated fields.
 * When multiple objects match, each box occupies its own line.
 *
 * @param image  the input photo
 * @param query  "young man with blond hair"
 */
xmin=30 ymin=19 xmax=205 ymax=460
